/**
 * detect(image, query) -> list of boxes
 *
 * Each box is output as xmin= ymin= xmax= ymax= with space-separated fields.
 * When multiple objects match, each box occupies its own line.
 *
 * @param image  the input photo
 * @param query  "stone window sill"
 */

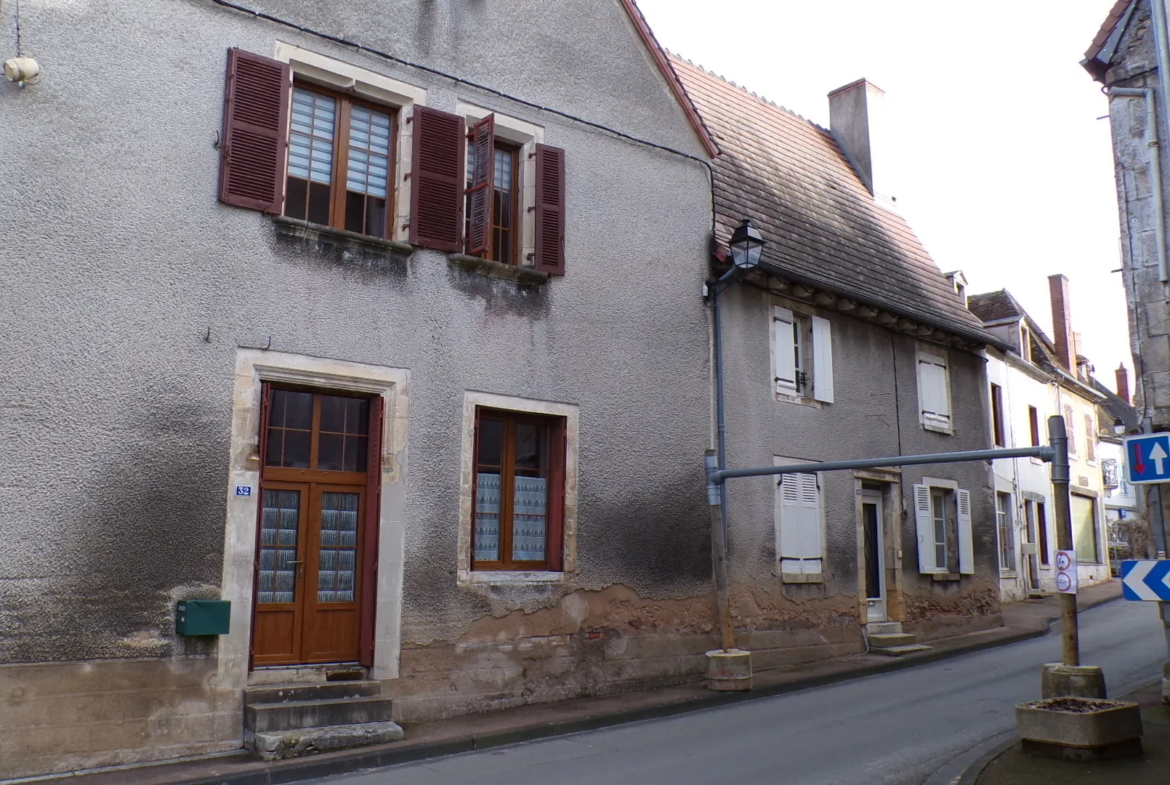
xmin=781 ymin=572 xmax=823 ymax=584
xmin=272 ymin=216 xmax=414 ymax=256
xmin=448 ymin=253 xmax=548 ymax=285
xmin=931 ymin=572 xmax=962 ymax=582
xmin=1000 ymin=570 xmax=1019 ymax=578
xmin=921 ymin=420 xmax=953 ymax=435
xmin=459 ymin=570 xmax=567 ymax=586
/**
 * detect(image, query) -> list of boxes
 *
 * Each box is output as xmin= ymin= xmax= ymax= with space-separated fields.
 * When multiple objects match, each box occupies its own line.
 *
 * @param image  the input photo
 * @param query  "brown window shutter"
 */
xmin=359 ymin=394 xmax=384 ymax=668
xmin=534 ymin=144 xmax=566 ymax=275
xmin=219 ymin=48 xmax=290 ymax=214
xmin=465 ymin=115 xmax=496 ymax=257
xmin=409 ymin=106 xmax=465 ymax=252
xmin=546 ymin=418 xmax=567 ymax=572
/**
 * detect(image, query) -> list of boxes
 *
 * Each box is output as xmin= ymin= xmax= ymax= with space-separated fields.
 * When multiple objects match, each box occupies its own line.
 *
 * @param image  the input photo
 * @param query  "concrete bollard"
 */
xmin=1041 ymin=663 xmax=1107 ymax=699
xmin=706 ymin=648 xmax=752 ymax=691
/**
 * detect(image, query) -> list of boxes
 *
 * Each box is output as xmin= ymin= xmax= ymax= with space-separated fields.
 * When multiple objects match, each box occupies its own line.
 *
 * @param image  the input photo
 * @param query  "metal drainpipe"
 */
xmin=1110 ymin=86 xmax=1169 ymax=282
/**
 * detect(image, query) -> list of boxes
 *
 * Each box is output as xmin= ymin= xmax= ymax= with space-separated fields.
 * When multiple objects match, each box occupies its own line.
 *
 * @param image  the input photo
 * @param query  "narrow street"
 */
xmin=309 ymin=600 xmax=1166 ymax=785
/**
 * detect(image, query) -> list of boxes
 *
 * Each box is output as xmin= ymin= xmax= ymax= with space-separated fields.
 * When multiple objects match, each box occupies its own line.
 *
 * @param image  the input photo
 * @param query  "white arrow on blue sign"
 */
xmin=1121 ymin=560 xmax=1170 ymax=601
xmin=1124 ymin=433 xmax=1170 ymax=484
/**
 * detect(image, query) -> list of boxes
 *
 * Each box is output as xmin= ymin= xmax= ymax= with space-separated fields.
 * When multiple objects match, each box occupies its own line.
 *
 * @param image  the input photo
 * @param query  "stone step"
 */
xmin=244 ymin=680 xmax=381 ymax=706
xmin=872 ymin=644 xmax=933 ymax=657
xmin=866 ymin=622 xmax=903 ymax=636
xmin=246 ymin=696 xmax=395 ymax=733
xmin=250 ymin=720 xmax=404 ymax=761
xmin=867 ymin=633 xmax=917 ymax=648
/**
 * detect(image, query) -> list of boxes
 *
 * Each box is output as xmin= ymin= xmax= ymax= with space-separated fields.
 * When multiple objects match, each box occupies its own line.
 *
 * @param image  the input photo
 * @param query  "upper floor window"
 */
xmin=772 ymin=306 xmax=833 ymax=403
xmin=917 ymin=351 xmax=951 ymax=432
xmin=1028 ymin=405 xmax=1041 ymax=447
xmin=990 ymin=383 xmax=1005 ymax=447
xmin=1064 ymin=403 xmax=1077 ymax=456
xmin=465 ymin=125 xmax=519 ymax=264
xmin=1084 ymin=413 xmax=1096 ymax=462
xmin=284 ymin=86 xmax=395 ymax=239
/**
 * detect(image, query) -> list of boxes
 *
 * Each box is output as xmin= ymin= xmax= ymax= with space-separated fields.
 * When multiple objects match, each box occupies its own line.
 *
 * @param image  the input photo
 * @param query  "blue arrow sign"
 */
xmin=1121 ymin=560 xmax=1170 ymax=601
xmin=1123 ymin=433 xmax=1170 ymax=484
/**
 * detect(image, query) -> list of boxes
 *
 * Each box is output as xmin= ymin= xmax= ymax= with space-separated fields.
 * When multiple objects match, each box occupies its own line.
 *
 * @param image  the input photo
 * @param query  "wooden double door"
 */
xmin=252 ymin=385 xmax=382 ymax=667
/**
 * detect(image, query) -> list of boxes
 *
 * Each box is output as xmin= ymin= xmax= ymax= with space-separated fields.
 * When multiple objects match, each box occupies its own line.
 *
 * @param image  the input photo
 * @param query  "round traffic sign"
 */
xmin=1056 ymin=572 xmax=1073 ymax=592
xmin=1055 ymin=552 xmax=1072 ymax=570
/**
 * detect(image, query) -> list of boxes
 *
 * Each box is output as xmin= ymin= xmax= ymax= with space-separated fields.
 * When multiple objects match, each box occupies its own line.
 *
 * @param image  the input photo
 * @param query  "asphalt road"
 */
xmin=309 ymin=600 xmax=1166 ymax=785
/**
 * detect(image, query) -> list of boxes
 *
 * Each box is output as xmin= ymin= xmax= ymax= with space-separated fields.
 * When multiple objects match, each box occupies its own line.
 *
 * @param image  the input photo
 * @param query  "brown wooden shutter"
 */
xmin=534 ymin=144 xmax=566 ymax=275
xmin=359 ymin=394 xmax=384 ymax=668
xmin=546 ymin=418 xmax=567 ymax=572
xmin=248 ymin=381 xmax=273 ymax=670
xmin=465 ymin=115 xmax=496 ymax=257
xmin=409 ymin=106 xmax=465 ymax=252
xmin=219 ymin=49 xmax=290 ymax=214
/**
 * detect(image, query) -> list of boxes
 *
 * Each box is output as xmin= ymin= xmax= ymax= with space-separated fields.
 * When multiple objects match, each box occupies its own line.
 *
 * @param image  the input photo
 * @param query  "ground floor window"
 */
xmin=996 ymin=492 xmax=1015 ymax=571
xmin=1071 ymin=493 xmax=1101 ymax=563
xmin=472 ymin=408 xmax=566 ymax=571
xmin=914 ymin=481 xmax=973 ymax=575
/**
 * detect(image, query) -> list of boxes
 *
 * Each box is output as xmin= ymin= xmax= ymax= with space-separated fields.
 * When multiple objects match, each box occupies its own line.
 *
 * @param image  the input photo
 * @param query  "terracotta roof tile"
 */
xmin=1085 ymin=0 xmax=1135 ymax=65
xmin=670 ymin=57 xmax=997 ymax=344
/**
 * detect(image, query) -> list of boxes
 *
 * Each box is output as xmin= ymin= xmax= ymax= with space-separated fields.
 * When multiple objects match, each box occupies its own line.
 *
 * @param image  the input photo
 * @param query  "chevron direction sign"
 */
xmin=1121 ymin=560 xmax=1170 ymax=601
xmin=1124 ymin=433 xmax=1170 ymax=484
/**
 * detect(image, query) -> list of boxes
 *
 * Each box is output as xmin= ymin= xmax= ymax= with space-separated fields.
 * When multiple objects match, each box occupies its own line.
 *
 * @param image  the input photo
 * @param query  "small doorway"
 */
xmin=252 ymin=385 xmax=382 ymax=668
xmin=1024 ymin=499 xmax=1041 ymax=592
xmin=861 ymin=486 xmax=886 ymax=622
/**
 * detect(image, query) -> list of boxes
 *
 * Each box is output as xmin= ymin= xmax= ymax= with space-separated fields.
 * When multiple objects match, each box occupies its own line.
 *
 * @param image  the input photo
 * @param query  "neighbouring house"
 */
xmin=671 ymin=60 xmax=1008 ymax=654
xmin=0 ymin=0 xmax=719 ymax=777
xmin=969 ymin=277 xmax=1115 ymax=601
xmin=1084 ymin=0 xmax=1170 ymax=552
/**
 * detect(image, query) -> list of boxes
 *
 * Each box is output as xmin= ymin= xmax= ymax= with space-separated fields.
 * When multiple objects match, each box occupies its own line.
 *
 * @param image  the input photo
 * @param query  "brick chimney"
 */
xmin=829 ymin=79 xmax=887 ymax=198
xmin=1048 ymin=274 xmax=1075 ymax=371
xmin=1116 ymin=363 xmax=1131 ymax=403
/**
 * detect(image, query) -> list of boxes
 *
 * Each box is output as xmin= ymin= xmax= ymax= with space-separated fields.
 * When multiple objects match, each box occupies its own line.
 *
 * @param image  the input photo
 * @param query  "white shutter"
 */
xmin=914 ymin=484 xmax=936 ymax=573
xmin=919 ymin=359 xmax=950 ymax=426
xmin=934 ymin=361 xmax=950 ymax=421
xmin=798 ymin=472 xmax=823 ymax=572
xmin=774 ymin=307 xmax=797 ymax=393
xmin=777 ymin=473 xmax=802 ymax=573
xmin=811 ymin=315 xmax=834 ymax=403
xmin=957 ymin=488 xmax=974 ymax=574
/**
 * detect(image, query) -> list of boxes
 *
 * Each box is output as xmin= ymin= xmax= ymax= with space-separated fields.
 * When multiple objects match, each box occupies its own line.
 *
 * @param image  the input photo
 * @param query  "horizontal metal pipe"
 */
xmin=710 ymin=445 xmax=1054 ymax=484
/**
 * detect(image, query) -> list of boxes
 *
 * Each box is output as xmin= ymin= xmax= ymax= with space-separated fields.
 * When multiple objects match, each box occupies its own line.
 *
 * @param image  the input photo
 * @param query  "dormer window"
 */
xmin=1020 ymin=325 xmax=1032 ymax=362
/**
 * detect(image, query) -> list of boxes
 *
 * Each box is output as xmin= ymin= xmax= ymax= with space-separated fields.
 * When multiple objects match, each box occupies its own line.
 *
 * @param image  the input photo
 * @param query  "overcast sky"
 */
xmin=637 ymin=0 xmax=1129 ymax=385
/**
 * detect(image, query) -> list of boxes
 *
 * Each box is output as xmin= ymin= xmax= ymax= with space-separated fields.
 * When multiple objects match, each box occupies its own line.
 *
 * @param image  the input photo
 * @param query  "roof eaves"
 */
xmin=1083 ymin=0 xmax=1136 ymax=82
xmin=619 ymin=0 xmax=720 ymax=158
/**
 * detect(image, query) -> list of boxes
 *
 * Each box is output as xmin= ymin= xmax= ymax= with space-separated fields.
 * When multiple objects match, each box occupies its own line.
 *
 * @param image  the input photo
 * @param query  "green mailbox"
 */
xmin=176 ymin=600 xmax=231 ymax=636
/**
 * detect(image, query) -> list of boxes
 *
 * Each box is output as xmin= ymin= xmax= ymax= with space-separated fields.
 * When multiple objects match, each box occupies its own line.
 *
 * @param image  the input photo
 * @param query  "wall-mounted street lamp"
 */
xmin=1114 ymin=417 xmax=1126 ymax=436
xmin=706 ymin=218 xmax=766 ymax=665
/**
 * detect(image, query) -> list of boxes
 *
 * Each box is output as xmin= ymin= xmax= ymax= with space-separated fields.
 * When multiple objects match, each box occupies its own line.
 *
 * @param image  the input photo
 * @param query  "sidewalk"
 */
xmin=25 ymin=581 xmax=1122 ymax=785
xmin=969 ymin=680 xmax=1170 ymax=785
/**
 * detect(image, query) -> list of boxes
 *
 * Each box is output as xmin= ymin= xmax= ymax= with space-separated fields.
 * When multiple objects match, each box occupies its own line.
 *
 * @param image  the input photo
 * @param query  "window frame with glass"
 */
xmin=996 ymin=491 xmax=1016 ymax=572
xmin=465 ymin=138 xmax=521 ymax=265
xmin=283 ymin=82 xmax=397 ymax=240
xmin=471 ymin=408 xmax=566 ymax=572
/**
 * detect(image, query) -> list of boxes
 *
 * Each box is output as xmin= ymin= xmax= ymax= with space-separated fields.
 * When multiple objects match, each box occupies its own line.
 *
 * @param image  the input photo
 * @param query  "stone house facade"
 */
xmin=673 ymin=61 xmax=1008 ymax=651
xmin=0 ymin=0 xmax=718 ymax=777
xmin=1084 ymin=0 xmax=1170 ymax=553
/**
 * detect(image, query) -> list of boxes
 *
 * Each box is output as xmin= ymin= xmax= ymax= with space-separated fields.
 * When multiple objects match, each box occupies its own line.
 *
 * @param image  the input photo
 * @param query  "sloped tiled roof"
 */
xmin=1083 ymin=0 xmax=1136 ymax=80
xmin=968 ymin=290 xmax=1024 ymax=323
xmin=670 ymin=57 xmax=998 ymax=346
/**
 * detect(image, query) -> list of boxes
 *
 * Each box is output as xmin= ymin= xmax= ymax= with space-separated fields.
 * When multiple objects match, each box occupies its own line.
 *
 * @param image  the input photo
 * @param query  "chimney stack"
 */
xmin=1116 ymin=363 xmax=1131 ymax=403
xmin=1048 ymin=274 xmax=1075 ymax=371
xmin=829 ymin=79 xmax=886 ymax=198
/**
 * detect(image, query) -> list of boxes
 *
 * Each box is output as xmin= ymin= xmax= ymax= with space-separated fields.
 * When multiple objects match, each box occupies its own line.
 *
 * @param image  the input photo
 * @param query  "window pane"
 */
xmin=346 ymin=106 xmax=392 ymax=199
xmin=318 ymin=432 xmax=344 ymax=472
xmin=474 ymin=472 xmax=501 ymax=562
xmin=478 ymin=419 xmax=503 ymax=468
xmin=272 ymin=390 xmax=313 ymax=430
xmin=259 ymin=489 xmax=301 ymax=604
xmin=1072 ymin=495 xmax=1099 ymax=562
xmin=515 ymin=423 xmax=547 ymax=472
xmin=283 ymin=430 xmax=311 ymax=469
xmin=512 ymin=475 xmax=548 ymax=562
xmin=289 ymin=89 xmax=335 ymax=185
xmin=318 ymin=492 xmax=359 ymax=603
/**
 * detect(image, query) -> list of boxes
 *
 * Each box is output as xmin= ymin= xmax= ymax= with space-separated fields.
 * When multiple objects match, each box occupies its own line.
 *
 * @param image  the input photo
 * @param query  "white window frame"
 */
xmin=774 ymin=456 xmax=824 ymax=581
xmin=916 ymin=350 xmax=952 ymax=433
xmin=914 ymin=477 xmax=973 ymax=575
xmin=771 ymin=305 xmax=834 ymax=404
xmin=996 ymin=491 xmax=1016 ymax=573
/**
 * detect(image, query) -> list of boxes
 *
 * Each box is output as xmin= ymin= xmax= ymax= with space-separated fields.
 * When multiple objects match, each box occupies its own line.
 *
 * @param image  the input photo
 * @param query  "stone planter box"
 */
xmin=1015 ymin=697 xmax=1143 ymax=761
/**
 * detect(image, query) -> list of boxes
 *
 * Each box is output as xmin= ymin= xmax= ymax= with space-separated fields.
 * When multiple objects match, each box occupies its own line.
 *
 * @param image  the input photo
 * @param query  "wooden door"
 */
xmin=252 ymin=387 xmax=377 ymax=667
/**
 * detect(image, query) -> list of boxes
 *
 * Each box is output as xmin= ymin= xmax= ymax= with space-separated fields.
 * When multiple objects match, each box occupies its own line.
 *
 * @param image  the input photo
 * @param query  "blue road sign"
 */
xmin=1124 ymin=433 xmax=1170 ymax=484
xmin=1121 ymin=560 xmax=1170 ymax=601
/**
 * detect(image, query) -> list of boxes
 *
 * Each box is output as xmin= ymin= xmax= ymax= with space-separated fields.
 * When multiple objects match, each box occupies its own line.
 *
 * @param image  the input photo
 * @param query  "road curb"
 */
xmin=956 ymin=735 xmax=1019 ymax=785
xmin=35 ymin=591 xmax=1124 ymax=785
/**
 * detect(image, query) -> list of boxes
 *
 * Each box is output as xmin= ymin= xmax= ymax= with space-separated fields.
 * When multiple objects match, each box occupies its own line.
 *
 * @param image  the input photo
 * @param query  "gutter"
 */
xmin=1109 ymin=85 xmax=1170 ymax=282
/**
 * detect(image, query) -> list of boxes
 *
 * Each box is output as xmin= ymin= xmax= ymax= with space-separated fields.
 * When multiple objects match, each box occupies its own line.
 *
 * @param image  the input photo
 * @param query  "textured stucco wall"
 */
xmin=719 ymin=283 xmax=1000 ymax=635
xmin=0 ymin=0 xmax=713 ymax=665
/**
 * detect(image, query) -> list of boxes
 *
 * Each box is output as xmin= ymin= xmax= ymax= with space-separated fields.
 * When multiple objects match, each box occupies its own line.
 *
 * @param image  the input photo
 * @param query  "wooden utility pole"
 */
xmin=706 ymin=450 xmax=736 ymax=651
xmin=1048 ymin=415 xmax=1079 ymax=666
